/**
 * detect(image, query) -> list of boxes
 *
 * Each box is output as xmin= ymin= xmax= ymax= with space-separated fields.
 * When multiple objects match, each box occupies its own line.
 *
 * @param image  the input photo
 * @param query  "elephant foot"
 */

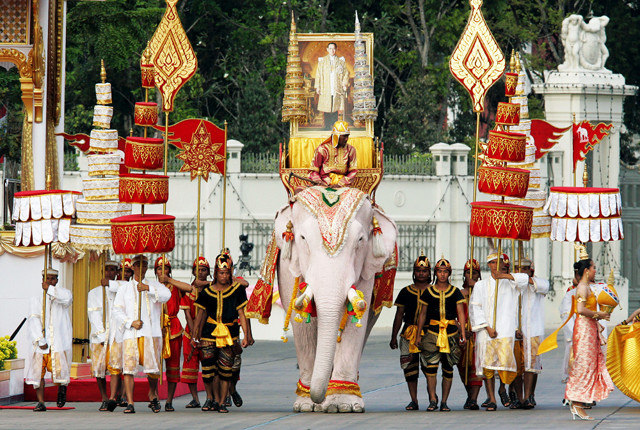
xmin=318 ymin=394 xmax=365 ymax=413
xmin=293 ymin=396 xmax=316 ymax=413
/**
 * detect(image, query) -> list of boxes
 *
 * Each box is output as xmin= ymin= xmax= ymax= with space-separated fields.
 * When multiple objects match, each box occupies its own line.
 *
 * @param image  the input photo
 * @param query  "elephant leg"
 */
xmin=317 ymin=307 xmax=371 ymax=413
xmin=291 ymin=318 xmax=319 ymax=412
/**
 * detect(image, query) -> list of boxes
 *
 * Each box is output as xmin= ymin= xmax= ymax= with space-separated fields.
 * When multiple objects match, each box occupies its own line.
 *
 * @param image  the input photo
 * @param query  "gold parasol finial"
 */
xmin=509 ymin=50 xmax=516 ymax=73
xmin=100 ymin=59 xmax=106 ymax=84
xmin=515 ymin=52 xmax=522 ymax=74
xmin=142 ymin=43 xmax=152 ymax=65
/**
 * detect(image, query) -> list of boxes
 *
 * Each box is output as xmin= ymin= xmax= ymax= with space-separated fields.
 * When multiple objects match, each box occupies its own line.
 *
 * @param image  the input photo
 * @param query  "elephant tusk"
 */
xmin=347 ymin=286 xmax=367 ymax=312
xmin=295 ymin=287 xmax=313 ymax=311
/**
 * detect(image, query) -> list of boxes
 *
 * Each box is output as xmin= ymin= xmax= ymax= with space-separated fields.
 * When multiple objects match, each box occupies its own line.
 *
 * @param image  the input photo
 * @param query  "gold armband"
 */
xmin=576 ymin=296 xmax=587 ymax=303
xmin=592 ymin=312 xmax=599 ymax=320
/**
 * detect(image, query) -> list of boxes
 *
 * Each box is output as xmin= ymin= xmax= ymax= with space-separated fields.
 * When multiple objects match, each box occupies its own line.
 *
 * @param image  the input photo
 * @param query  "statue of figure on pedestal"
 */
xmin=558 ymin=14 xmax=610 ymax=73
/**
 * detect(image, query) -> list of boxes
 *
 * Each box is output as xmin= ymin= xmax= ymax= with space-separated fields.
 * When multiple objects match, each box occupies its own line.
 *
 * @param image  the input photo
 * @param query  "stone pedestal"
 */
xmin=0 ymin=358 xmax=24 ymax=405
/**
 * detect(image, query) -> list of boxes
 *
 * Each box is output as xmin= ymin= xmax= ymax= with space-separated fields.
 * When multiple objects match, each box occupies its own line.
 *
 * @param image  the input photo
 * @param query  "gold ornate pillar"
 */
xmin=71 ymin=253 xmax=105 ymax=362
xmin=44 ymin=0 xmax=64 ymax=189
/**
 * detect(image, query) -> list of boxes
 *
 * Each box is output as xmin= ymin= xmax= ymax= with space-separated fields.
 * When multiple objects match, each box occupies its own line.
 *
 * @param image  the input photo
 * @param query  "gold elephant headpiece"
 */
xmin=331 ymin=120 xmax=350 ymax=147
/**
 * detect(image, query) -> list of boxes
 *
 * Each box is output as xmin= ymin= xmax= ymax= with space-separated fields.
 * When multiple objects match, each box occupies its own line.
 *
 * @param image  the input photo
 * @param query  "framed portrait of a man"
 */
xmin=292 ymin=33 xmax=374 ymax=138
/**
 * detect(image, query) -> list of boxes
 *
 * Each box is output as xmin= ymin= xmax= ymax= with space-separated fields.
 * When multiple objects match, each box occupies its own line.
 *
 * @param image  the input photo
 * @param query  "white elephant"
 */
xmin=274 ymin=186 xmax=397 ymax=413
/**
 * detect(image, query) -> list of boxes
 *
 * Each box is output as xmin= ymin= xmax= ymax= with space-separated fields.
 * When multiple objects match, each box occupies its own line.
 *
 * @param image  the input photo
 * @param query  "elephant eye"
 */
xmin=300 ymin=235 xmax=306 ymax=241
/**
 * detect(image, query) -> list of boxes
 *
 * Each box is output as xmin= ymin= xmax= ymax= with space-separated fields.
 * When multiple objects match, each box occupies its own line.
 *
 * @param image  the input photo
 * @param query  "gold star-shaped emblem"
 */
xmin=176 ymin=120 xmax=225 ymax=180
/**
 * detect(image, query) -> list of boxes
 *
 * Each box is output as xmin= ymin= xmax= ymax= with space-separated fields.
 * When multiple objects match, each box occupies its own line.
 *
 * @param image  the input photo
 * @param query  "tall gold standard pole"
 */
xmin=222 ymin=121 xmax=228 ymax=250
xmin=493 ymin=239 xmax=502 ymax=329
xmin=196 ymin=169 xmax=202 ymax=259
xmin=42 ymin=244 xmax=49 ymax=337
xmin=469 ymin=112 xmax=481 ymax=265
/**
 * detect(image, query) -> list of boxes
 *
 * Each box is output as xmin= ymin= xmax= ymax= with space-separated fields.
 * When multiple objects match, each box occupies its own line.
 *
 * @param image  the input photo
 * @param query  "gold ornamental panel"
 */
xmin=0 ymin=0 xmax=30 ymax=45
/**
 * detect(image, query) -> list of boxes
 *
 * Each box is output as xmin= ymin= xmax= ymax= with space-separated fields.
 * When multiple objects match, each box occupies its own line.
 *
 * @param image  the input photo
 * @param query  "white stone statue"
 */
xmin=558 ymin=14 xmax=610 ymax=72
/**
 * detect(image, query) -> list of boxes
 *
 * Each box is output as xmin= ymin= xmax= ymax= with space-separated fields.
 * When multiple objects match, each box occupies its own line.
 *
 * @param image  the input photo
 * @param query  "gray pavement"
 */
xmin=2 ymin=331 xmax=639 ymax=429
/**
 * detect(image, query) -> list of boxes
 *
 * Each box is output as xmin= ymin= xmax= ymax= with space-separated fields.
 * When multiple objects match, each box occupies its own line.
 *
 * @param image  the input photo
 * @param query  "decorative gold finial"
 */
xmin=129 ymin=128 xmax=133 ymax=136
xmin=286 ymin=220 xmax=293 ymax=232
xmin=575 ymin=243 xmax=589 ymax=260
xmin=142 ymin=43 xmax=152 ymax=64
xmin=515 ymin=52 xmax=522 ymax=74
xmin=607 ymin=269 xmax=615 ymax=287
xmin=372 ymin=216 xmax=380 ymax=229
xmin=509 ymin=49 xmax=516 ymax=73
xmin=100 ymin=59 xmax=106 ymax=84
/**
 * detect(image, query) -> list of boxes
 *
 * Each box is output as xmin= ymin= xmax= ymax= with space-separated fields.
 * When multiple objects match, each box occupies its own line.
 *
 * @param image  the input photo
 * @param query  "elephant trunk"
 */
xmin=309 ymin=297 xmax=343 ymax=404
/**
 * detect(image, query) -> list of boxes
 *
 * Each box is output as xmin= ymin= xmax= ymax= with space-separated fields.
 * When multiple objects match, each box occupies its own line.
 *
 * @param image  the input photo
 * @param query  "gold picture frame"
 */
xmin=291 ymin=32 xmax=374 ymax=139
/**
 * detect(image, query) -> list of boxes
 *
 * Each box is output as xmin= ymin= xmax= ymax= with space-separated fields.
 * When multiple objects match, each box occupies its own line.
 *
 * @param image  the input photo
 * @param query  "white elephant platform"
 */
xmin=247 ymin=186 xmax=397 ymax=412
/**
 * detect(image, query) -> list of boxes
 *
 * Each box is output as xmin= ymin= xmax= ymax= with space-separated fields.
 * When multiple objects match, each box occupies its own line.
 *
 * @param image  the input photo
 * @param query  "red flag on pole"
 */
xmin=572 ymin=120 xmax=613 ymax=172
xmin=155 ymin=119 xmax=226 ymax=180
xmin=530 ymin=119 xmax=570 ymax=160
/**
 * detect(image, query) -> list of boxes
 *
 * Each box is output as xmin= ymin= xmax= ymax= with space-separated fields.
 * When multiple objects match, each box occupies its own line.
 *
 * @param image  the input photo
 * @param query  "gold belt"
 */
xmin=401 ymin=325 xmax=421 ymax=354
xmin=207 ymin=317 xmax=234 ymax=348
xmin=430 ymin=319 xmax=456 ymax=353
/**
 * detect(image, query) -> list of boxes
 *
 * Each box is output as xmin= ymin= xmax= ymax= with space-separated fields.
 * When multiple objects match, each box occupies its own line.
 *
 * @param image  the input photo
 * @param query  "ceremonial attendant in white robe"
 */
xmin=518 ymin=259 xmax=550 ymax=409
xmin=87 ymin=260 xmax=124 ymax=411
xmin=25 ymin=268 xmax=73 ymax=411
xmin=469 ymin=252 xmax=528 ymax=411
xmin=112 ymin=255 xmax=171 ymax=413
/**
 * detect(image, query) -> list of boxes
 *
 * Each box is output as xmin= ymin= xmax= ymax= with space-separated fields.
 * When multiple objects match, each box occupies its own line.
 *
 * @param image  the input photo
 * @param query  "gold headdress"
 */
xmin=193 ymin=256 xmax=210 ymax=269
xmin=154 ymin=256 xmax=171 ymax=269
xmin=414 ymin=250 xmax=430 ymax=268
xmin=331 ymin=120 xmax=350 ymax=147
xmin=215 ymin=252 xmax=233 ymax=270
xmin=435 ymin=254 xmax=452 ymax=272
xmin=464 ymin=259 xmax=480 ymax=272
xmin=575 ymin=243 xmax=589 ymax=261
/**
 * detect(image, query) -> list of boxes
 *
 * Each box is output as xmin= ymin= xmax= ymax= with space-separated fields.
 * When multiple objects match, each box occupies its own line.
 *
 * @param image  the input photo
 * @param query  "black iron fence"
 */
xmin=146 ymin=221 xmax=204 ymax=272
xmin=240 ymin=221 xmax=274 ymax=273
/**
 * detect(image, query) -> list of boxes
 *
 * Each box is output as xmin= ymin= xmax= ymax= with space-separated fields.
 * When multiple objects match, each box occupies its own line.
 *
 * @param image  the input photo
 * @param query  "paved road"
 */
xmin=3 ymin=332 xmax=639 ymax=429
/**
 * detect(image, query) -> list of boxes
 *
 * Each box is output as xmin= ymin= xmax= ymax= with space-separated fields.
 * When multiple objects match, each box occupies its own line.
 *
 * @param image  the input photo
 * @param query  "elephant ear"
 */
xmin=274 ymin=205 xmax=302 ymax=278
xmin=361 ymin=207 xmax=398 ymax=281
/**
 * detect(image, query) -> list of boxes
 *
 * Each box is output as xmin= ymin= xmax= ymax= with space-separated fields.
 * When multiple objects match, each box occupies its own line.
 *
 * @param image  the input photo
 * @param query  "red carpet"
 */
xmin=0 ymin=406 xmax=75 ymax=410
xmin=23 ymin=374 xmax=205 ymax=403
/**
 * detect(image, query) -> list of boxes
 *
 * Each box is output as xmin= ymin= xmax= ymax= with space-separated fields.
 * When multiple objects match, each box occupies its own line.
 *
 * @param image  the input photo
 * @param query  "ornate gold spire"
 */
xmin=281 ymin=12 xmax=307 ymax=123
xmin=100 ymin=59 xmax=106 ymax=84
xmin=352 ymin=11 xmax=377 ymax=123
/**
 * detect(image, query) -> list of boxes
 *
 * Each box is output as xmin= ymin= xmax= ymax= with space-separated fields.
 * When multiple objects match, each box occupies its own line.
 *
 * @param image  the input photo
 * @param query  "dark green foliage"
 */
xmin=0 ymin=68 xmax=23 ymax=163
xmin=62 ymin=0 xmax=640 ymax=161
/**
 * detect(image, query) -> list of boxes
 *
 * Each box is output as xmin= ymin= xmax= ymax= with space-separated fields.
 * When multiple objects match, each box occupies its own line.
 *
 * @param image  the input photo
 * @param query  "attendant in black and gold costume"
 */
xmin=415 ymin=256 xmax=467 ymax=412
xmin=390 ymin=252 xmax=431 ymax=411
xmin=192 ymin=252 xmax=253 ymax=413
